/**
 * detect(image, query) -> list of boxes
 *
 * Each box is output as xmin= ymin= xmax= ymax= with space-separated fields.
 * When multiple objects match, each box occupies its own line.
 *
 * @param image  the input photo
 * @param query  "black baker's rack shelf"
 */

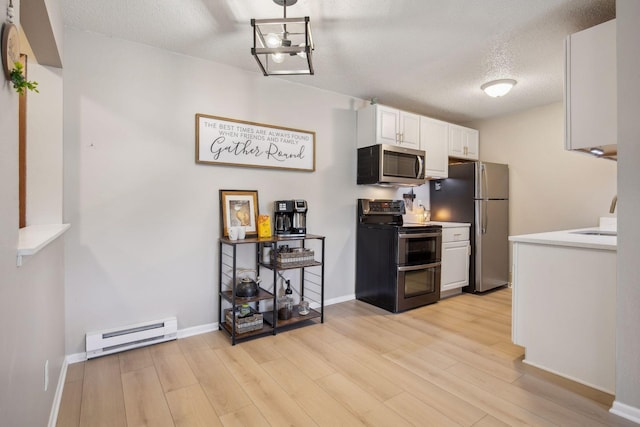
xmin=218 ymin=234 xmax=325 ymax=345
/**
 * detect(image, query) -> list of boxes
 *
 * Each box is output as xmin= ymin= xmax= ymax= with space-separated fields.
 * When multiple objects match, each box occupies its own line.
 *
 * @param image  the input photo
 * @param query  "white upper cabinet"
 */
xmin=399 ymin=111 xmax=420 ymax=148
xmin=357 ymin=103 xmax=480 ymax=175
xmin=376 ymin=105 xmax=400 ymax=145
xmin=448 ymin=124 xmax=479 ymax=160
xmin=357 ymin=104 xmax=420 ymax=149
xmin=419 ymin=116 xmax=448 ymax=178
xmin=565 ymin=19 xmax=616 ymax=152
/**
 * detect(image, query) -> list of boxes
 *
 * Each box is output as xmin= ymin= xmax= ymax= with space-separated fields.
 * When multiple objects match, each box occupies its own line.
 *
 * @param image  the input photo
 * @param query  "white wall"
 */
xmin=63 ymin=28 xmax=394 ymax=354
xmin=27 ymin=61 xmax=64 ymax=225
xmin=0 ymin=0 xmax=66 ymax=425
xmin=614 ymin=0 xmax=640 ymax=417
xmin=468 ymin=102 xmax=617 ymax=237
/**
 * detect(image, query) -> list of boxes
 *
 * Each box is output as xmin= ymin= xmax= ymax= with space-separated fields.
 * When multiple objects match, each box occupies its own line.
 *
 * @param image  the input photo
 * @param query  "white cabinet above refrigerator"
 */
xmin=448 ymin=124 xmax=479 ymax=160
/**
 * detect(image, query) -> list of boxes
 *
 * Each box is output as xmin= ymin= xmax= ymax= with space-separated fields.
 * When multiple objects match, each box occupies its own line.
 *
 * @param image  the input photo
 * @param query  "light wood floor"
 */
xmin=56 ymin=288 xmax=636 ymax=427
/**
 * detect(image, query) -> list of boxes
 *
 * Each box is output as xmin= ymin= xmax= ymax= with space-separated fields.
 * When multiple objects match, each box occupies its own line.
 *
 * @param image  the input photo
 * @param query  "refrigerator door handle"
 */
xmin=482 ymin=163 xmax=489 ymax=200
xmin=482 ymin=200 xmax=488 ymax=234
xmin=480 ymin=163 xmax=489 ymax=233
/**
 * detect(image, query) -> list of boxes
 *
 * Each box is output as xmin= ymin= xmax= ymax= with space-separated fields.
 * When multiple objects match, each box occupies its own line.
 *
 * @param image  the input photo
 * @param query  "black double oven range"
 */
xmin=356 ymin=199 xmax=442 ymax=313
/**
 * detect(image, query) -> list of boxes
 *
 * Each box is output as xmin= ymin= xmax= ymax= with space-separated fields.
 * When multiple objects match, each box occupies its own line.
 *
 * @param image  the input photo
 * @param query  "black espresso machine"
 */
xmin=274 ymin=200 xmax=308 ymax=236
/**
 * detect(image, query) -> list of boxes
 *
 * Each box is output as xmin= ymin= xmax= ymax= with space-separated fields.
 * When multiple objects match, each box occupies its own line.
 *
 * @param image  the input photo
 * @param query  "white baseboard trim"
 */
xmin=177 ymin=322 xmax=218 ymax=339
xmin=610 ymin=401 xmax=640 ymax=424
xmin=325 ymin=294 xmax=355 ymax=306
xmin=48 ymin=357 xmax=68 ymax=427
xmin=521 ymin=359 xmax=614 ymax=395
xmin=66 ymin=352 xmax=87 ymax=364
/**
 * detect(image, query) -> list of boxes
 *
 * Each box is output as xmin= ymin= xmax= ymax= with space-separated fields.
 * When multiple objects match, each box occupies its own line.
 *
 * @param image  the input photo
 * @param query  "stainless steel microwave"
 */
xmin=357 ymin=144 xmax=426 ymax=187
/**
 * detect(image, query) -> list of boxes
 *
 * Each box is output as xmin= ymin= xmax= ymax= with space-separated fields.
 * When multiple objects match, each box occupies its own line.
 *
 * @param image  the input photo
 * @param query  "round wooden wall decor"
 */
xmin=2 ymin=23 xmax=20 ymax=80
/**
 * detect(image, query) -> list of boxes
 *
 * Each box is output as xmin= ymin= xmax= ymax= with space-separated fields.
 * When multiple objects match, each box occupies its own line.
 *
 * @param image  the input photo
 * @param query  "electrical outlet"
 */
xmin=44 ymin=360 xmax=49 ymax=391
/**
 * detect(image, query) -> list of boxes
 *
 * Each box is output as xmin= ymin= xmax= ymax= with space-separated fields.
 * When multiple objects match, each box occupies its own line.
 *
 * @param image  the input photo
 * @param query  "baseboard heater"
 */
xmin=86 ymin=317 xmax=177 ymax=359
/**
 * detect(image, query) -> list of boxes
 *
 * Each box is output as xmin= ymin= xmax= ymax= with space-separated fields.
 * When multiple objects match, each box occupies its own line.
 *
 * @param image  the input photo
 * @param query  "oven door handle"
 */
xmin=398 ymin=232 xmax=441 ymax=239
xmin=398 ymin=262 xmax=441 ymax=272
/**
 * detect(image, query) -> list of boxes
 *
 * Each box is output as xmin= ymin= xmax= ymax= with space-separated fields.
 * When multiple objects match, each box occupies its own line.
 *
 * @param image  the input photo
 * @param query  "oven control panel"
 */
xmin=359 ymin=199 xmax=405 ymax=215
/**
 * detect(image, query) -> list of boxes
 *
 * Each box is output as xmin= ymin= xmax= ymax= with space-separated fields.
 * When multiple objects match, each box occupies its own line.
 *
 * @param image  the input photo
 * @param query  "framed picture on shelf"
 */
xmin=219 ymin=190 xmax=259 ymax=237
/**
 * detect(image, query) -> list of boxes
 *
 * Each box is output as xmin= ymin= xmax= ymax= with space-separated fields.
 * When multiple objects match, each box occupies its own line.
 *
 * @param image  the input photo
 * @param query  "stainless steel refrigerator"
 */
xmin=429 ymin=161 xmax=509 ymax=293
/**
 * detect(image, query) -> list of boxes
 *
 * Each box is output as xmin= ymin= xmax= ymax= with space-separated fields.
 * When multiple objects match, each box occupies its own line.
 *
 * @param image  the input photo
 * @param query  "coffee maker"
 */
xmin=274 ymin=200 xmax=308 ymax=236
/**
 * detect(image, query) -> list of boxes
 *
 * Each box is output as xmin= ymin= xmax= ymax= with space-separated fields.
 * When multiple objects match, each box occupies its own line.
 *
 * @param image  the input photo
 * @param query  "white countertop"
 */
xmin=427 ymin=221 xmax=471 ymax=228
xmin=403 ymin=216 xmax=471 ymax=228
xmin=509 ymin=228 xmax=616 ymax=251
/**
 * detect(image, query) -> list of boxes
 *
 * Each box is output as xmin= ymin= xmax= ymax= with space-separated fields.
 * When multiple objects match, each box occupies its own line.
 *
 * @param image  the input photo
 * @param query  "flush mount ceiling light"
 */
xmin=251 ymin=0 xmax=314 ymax=76
xmin=481 ymin=79 xmax=517 ymax=97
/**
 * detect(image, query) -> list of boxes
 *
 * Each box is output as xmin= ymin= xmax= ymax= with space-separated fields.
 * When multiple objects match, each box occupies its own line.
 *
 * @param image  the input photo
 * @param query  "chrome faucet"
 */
xmin=609 ymin=195 xmax=617 ymax=214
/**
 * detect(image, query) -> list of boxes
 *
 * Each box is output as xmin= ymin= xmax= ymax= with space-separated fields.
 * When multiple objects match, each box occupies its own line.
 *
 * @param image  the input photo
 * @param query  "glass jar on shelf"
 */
xmin=262 ymin=242 xmax=273 ymax=264
xmin=277 ymin=295 xmax=293 ymax=320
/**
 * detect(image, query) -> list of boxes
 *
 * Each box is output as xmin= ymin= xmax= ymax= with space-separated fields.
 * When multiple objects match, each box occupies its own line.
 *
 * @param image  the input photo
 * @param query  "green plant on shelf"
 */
xmin=10 ymin=61 xmax=39 ymax=95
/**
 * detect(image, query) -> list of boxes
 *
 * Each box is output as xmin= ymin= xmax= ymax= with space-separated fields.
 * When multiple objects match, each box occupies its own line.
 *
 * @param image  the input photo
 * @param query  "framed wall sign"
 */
xmin=219 ymin=190 xmax=259 ymax=237
xmin=196 ymin=114 xmax=315 ymax=172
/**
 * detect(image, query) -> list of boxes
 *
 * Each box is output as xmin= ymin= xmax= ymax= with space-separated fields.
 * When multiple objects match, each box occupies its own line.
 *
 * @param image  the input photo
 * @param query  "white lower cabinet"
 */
xmin=510 ymin=239 xmax=616 ymax=392
xmin=440 ymin=226 xmax=470 ymax=293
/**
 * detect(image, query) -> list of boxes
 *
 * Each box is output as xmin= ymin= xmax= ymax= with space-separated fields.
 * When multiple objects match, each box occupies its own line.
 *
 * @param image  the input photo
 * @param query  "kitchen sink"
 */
xmin=570 ymin=229 xmax=617 ymax=236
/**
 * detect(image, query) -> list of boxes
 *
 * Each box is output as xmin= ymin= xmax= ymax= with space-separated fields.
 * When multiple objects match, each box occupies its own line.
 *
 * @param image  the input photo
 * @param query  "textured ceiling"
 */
xmin=61 ymin=0 xmax=615 ymax=123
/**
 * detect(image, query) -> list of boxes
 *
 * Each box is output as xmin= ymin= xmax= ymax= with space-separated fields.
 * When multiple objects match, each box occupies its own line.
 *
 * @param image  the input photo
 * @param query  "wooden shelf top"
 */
xmin=220 ymin=234 xmax=325 ymax=245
